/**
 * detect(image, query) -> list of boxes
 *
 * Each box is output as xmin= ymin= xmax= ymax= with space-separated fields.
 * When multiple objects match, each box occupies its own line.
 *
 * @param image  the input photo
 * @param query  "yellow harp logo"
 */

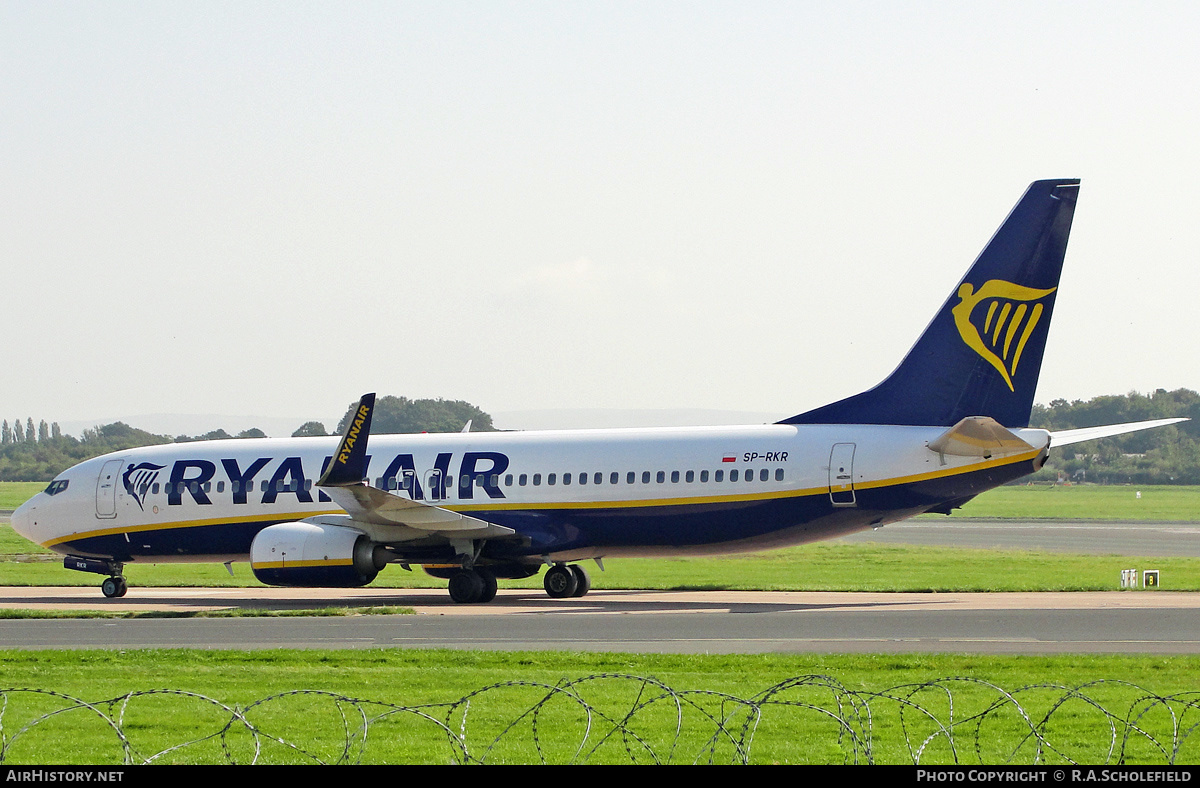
xmin=952 ymin=279 xmax=1056 ymax=392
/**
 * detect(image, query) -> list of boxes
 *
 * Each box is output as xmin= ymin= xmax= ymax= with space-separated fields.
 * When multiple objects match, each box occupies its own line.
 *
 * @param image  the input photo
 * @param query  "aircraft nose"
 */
xmin=10 ymin=496 xmax=39 ymax=543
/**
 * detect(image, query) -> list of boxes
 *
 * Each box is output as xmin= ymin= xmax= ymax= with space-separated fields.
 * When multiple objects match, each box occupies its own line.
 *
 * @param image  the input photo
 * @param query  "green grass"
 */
xmin=0 ymin=605 xmax=414 ymax=619
xmin=944 ymin=484 xmax=1200 ymax=520
xmin=0 ymin=481 xmax=44 ymax=510
xmin=2 ymin=542 xmax=1197 ymax=592
xmin=1 ymin=649 xmax=1199 ymax=765
xmin=4 ymin=479 xmax=1200 ymax=764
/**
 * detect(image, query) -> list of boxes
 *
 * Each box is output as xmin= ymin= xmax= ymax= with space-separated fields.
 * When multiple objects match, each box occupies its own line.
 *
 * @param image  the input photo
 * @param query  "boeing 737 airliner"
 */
xmin=10 ymin=179 xmax=1185 ymax=602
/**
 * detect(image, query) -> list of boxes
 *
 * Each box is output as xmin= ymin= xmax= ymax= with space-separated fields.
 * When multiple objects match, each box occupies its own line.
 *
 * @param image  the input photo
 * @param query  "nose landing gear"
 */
xmin=101 ymin=575 xmax=128 ymax=598
xmin=64 ymin=556 xmax=128 ymax=598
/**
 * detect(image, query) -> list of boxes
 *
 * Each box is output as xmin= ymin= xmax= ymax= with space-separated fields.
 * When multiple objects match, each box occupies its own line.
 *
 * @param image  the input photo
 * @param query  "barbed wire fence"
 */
xmin=3 ymin=675 xmax=1200 ymax=765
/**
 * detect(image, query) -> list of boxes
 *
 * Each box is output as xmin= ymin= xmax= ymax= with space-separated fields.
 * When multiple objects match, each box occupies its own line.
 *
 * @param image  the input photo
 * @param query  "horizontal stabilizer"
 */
xmin=1050 ymin=418 xmax=1188 ymax=447
xmin=927 ymin=416 xmax=1038 ymax=458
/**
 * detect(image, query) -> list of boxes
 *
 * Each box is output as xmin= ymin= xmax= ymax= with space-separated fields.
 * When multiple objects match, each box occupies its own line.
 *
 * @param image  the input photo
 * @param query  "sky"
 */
xmin=3 ymin=2 xmax=1199 ymax=434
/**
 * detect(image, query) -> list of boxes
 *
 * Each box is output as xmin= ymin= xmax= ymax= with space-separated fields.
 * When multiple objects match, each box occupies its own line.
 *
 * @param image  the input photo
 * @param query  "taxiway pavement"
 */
xmin=3 ymin=586 xmax=1199 ymax=654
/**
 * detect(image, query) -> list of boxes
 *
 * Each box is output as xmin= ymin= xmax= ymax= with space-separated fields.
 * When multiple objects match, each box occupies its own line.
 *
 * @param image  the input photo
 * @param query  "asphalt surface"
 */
xmin=3 ymin=586 xmax=1200 ymax=654
xmin=4 ymin=517 xmax=1200 ymax=654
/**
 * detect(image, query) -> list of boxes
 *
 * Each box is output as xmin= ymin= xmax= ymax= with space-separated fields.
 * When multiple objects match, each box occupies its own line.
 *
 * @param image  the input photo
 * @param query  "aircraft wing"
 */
xmin=316 ymin=393 xmax=516 ymax=540
xmin=319 ymin=484 xmax=514 ymax=538
xmin=1049 ymin=418 xmax=1188 ymax=447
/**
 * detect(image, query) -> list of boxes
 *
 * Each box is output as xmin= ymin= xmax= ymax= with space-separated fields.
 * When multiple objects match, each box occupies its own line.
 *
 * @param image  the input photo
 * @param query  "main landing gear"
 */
xmin=543 ymin=563 xmax=590 ymax=599
xmin=447 ymin=567 xmax=498 ymax=604
xmin=442 ymin=562 xmax=592 ymax=603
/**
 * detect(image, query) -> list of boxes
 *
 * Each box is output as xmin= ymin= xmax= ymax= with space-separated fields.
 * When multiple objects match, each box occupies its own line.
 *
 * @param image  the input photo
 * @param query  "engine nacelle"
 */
xmin=250 ymin=521 xmax=387 ymax=587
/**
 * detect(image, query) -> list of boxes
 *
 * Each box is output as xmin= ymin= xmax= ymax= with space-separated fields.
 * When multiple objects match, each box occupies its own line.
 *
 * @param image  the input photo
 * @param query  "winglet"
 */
xmin=317 ymin=393 xmax=376 ymax=488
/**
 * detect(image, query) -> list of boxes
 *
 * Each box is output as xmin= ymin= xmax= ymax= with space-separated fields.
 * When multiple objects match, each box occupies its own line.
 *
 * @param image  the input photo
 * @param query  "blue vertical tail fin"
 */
xmin=781 ymin=178 xmax=1080 ymax=428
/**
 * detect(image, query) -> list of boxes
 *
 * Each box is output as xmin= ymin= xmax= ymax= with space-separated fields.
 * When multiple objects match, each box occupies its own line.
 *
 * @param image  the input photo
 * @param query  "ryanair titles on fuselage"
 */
xmin=125 ymin=451 xmax=512 ymax=507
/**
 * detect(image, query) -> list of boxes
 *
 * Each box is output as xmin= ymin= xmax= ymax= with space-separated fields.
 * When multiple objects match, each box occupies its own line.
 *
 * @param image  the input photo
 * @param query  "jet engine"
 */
xmin=250 ymin=521 xmax=388 ymax=587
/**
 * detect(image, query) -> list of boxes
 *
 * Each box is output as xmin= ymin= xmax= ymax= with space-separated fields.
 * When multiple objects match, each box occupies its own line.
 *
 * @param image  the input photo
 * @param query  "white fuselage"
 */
xmin=11 ymin=423 xmax=1050 ymax=565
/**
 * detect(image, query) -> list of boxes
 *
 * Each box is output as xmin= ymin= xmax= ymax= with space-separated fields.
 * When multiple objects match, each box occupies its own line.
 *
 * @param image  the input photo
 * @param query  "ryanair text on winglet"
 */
xmin=337 ymin=404 xmax=371 ymax=466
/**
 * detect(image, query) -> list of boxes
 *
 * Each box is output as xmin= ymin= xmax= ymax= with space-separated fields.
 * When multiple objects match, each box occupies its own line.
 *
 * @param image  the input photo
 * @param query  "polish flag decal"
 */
xmin=721 ymin=455 xmax=737 ymax=463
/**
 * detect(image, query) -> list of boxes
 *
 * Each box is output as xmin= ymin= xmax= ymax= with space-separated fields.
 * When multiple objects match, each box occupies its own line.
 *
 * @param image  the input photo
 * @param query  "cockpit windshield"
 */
xmin=44 ymin=479 xmax=69 ymax=496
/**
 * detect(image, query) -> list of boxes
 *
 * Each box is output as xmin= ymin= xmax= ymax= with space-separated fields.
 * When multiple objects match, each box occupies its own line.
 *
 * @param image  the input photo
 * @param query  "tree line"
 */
xmin=0 ymin=396 xmax=496 ymax=482
xmin=2 ymin=418 xmax=61 ymax=445
xmin=1028 ymin=388 xmax=1200 ymax=485
xmin=0 ymin=421 xmax=174 ymax=482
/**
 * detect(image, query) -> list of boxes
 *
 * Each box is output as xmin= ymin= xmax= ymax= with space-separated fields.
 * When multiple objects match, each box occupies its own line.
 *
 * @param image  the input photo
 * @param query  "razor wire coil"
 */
xmin=4 ymin=675 xmax=1200 ymax=765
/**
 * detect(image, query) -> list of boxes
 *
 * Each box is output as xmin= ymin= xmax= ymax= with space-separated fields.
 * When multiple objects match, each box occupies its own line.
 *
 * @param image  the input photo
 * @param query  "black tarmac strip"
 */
xmin=3 ymin=587 xmax=1200 ymax=654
